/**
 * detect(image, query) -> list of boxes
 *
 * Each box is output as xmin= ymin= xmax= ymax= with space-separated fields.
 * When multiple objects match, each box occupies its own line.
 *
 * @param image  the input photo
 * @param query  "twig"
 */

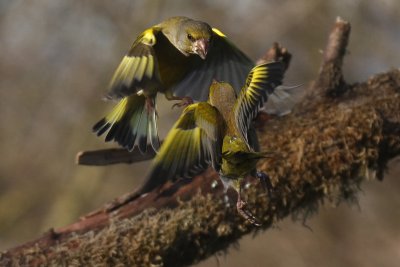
xmin=256 ymin=42 xmax=292 ymax=71
xmin=314 ymin=17 xmax=351 ymax=96
xmin=76 ymin=146 xmax=157 ymax=166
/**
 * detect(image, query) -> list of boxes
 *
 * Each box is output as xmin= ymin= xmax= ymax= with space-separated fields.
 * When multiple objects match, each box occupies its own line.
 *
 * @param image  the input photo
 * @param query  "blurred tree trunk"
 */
xmin=1 ymin=18 xmax=400 ymax=267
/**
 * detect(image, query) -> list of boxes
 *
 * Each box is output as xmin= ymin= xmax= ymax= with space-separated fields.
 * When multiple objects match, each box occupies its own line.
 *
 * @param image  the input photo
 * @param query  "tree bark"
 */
xmin=1 ymin=18 xmax=400 ymax=267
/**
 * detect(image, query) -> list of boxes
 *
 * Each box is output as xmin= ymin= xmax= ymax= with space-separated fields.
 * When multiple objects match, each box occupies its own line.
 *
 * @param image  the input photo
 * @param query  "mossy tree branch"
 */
xmin=1 ymin=18 xmax=400 ymax=267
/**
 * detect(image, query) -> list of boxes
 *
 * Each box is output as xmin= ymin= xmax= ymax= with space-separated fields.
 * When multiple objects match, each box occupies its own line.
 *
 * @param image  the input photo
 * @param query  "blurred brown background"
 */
xmin=0 ymin=1 xmax=399 ymax=266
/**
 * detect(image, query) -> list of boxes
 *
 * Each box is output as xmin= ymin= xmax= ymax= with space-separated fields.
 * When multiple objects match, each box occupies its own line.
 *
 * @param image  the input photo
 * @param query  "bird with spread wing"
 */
xmin=133 ymin=62 xmax=284 ymax=225
xmin=92 ymin=16 xmax=254 ymax=153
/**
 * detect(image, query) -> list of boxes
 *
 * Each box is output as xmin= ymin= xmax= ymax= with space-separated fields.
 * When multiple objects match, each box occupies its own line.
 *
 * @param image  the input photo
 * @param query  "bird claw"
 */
xmin=172 ymin=96 xmax=194 ymax=109
xmin=257 ymin=171 xmax=274 ymax=199
xmin=237 ymin=199 xmax=262 ymax=226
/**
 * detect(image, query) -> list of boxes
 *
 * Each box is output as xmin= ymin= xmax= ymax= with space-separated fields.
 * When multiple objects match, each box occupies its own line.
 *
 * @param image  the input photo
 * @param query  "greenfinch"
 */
xmin=93 ymin=16 xmax=253 ymax=153
xmin=136 ymin=62 xmax=284 ymax=225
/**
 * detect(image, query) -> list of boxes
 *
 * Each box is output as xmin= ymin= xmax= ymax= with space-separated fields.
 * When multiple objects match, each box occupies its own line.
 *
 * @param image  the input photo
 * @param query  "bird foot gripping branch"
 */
xmin=236 ymin=198 xmax=262 ymax=226
xmin=257 ymin=171 xmax=274 ymax=199
xmin=232 ymin=172 xmax=275 ymax=226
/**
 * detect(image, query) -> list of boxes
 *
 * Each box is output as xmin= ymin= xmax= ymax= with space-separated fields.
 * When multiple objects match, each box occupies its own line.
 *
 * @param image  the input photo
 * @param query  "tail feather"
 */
xmin=149 ymin=110 xmax=160 ymax=151
xmin=93 ymin=94 xmax=160 ymax=153
xmin=136 ymin=106 xmax=149 ymax=153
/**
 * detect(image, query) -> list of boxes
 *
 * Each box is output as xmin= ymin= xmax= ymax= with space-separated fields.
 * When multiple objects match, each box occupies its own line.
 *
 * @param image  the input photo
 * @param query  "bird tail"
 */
xmin=93 ymin=94 xmax=160 ymax=153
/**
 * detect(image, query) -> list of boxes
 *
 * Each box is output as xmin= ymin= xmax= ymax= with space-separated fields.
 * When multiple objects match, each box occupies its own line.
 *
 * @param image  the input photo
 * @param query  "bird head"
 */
xmin=172 ymin=18 xmax=212 ymax=59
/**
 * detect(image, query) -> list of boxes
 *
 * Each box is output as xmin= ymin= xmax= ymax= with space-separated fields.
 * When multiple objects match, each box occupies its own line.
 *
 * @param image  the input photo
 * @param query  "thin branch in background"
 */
xmin=76 ymin=146 xmax=157 ymax=166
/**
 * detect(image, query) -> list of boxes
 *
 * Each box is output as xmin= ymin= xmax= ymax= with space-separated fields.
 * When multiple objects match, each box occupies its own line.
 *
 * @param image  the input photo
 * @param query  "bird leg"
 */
xmin=171 ymin=96 xmax=194 ymax=109
xmin=257 ymin=171 xmax=274 ymax=199
xmin=164 ymin=91 xmax=193 ymax=108
xmin=145 ymin=97 xmax=158 ymax=117
xmin=236 ymin=185 xmax=262 ymax=226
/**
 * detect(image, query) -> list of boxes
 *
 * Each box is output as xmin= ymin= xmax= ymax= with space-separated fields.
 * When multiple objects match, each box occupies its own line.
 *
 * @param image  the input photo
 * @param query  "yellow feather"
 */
xmin=129 ymin=57 xmax=141 ymax=79
xmin=146 ymin=55 xmax=154 ymax=78
xmin=105 ymin=97 xmax=128 ymax=123
xmin=212 ymin=28 xmax=226 ymax=37
xmin=141 ymin=28 xmax=157 ymax=46
xmin=135 ymin=56 xmax=148 ymax=81
xmin=121 ymin=57 xmax=135 ymax=84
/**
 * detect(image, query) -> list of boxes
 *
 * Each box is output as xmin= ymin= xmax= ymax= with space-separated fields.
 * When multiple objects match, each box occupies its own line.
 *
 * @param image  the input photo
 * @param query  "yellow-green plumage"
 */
xmin=136 ymin=62 xmax=284 ymax=224
xmin=221 ymin=137 xmax=260 ymax=182
xmin=208 ymin=79 xmax=275 ymax=194
xmin=93 ymin=16 xmax=254 ymax=153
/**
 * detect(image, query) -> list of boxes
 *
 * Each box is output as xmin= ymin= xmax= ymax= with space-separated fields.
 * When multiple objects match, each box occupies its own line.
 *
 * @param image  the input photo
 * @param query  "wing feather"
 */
xmin=106 ymin=28 xmax=163 ymax=99
xmin=137 ymin=102 xmax=224 ymax=195
xmin=234 ymin=62 xmax=284 ymax=142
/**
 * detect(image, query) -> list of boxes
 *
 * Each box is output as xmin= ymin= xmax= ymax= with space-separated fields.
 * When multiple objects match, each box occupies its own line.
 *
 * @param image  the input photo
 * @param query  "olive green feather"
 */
xmin=137 ymin=102 xmax=224 ymax=195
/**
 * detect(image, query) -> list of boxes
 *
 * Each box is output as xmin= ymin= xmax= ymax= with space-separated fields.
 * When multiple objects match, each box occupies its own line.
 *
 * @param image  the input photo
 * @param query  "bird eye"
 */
xmin=187 ymin=33 xmax=195 ymax=41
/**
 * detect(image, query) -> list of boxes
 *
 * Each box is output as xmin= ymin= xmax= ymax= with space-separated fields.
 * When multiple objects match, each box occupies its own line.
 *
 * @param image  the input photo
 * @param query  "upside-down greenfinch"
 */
xmin=135 ymin=62 xmax=284 ymax=224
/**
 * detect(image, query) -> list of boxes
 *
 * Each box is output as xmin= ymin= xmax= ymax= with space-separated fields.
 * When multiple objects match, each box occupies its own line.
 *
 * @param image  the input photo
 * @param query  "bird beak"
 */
xmin=193 ymin=39 xmax=209 ymax=60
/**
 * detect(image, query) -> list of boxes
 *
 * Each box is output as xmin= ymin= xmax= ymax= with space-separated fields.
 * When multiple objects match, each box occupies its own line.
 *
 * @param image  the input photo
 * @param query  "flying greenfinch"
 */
xmin=92 ymin=16 xmax=254 ymax=153
xmin=132 ymin=61 xmax=284 ymax=225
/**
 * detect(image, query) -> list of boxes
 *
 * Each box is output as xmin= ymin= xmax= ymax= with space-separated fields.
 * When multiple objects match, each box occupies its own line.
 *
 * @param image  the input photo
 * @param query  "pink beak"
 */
xmin=193 ymin=39 xmax=209 ymax=60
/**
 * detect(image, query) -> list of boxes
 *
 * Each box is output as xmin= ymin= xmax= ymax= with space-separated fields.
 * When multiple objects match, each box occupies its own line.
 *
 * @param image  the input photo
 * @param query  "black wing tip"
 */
xmin=258 ymin=61 xmax=285 ymax=87
xmin=92 ymin=118 xmax=111 ymax=136
xmin=255 ymin=61 xmax=284 ymax=73
xmin=138 ymin=136 xmax=148 ymax=154
xmin=92 ymin=118 xmax=106 ymax=131
xmin=92 ymin=116 xmax=136 ymax=150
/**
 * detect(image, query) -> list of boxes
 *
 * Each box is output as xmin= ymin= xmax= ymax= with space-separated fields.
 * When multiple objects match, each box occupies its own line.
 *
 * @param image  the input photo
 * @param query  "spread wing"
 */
xmin=171 ymin=28 xmax=254 ymax=101
xmin=137 ymin=102 xmax=225 ymax=195
xmin=106 ymin=27 xmax=164 ymax=99
xmin=234 ymin=62 xmax=284 ymax=142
